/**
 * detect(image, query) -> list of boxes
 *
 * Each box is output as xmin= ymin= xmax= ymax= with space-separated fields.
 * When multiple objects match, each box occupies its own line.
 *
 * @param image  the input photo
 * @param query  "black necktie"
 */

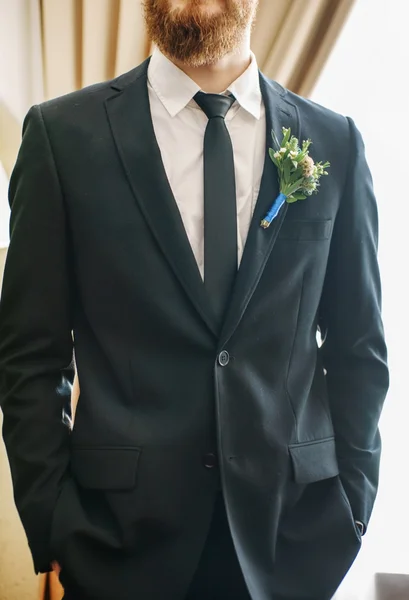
xmin=194 ymin=91 xmax=237 ymax=326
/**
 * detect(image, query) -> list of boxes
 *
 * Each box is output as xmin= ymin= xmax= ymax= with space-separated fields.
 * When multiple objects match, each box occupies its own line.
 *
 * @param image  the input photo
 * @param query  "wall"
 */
xmin=0 ymin=160 xmax=10 ymax=247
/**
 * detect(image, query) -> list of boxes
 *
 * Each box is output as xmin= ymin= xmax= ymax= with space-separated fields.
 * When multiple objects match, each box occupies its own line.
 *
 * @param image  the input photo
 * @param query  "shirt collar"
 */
xmin=226 ymin=53 xmax=261 ymax=120
xmin=147 ymin=47 xmax=262 ymax=120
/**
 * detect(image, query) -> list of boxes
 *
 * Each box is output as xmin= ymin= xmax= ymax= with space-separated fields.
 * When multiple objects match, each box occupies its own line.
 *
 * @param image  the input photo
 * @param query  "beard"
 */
xmin=142 ymin=0 xmax=258 ymax=67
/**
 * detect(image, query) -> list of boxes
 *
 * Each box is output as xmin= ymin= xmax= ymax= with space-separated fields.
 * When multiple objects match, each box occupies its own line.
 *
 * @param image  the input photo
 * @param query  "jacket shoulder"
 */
xmin=279 ymin=82 xmax=350 ymax=140
xmin=39 ymin=79 xmax=114 ymax=115
xmin=37 ymin=59 xmax=149 ymax=124
xmin=264 ymin=77 xmax=353 ymax=155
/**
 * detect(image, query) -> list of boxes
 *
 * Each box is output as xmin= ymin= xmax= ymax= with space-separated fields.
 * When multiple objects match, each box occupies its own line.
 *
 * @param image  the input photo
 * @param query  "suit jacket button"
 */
xmin=203 ymin=453 xmax=218 ymax=468
xmin=218 ymin=350 xmax=230 ymax=366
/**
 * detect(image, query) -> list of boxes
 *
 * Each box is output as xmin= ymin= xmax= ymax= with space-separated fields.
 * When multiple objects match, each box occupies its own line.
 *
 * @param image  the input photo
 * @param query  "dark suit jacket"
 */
xmin=0 ymin=58 xmax=389 ymax=600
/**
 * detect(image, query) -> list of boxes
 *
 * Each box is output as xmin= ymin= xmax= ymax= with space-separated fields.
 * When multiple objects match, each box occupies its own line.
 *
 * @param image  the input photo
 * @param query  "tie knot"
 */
xmin=194 ymin=92 xmax=235 ymax=120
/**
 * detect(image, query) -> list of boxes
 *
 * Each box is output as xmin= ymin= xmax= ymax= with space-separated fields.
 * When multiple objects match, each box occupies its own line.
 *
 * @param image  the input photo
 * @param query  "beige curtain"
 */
xmin=39 ymin=0 xmax=151 ymax=100
xmin=252 ymin=0 xmax=356 ymax=96
xmin=38 ymin=0 xmax=355 ymax=101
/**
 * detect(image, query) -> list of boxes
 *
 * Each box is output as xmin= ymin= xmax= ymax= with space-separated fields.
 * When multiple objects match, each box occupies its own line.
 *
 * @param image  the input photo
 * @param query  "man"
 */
xmin=0 ymin=0 xmax=389 ymax=598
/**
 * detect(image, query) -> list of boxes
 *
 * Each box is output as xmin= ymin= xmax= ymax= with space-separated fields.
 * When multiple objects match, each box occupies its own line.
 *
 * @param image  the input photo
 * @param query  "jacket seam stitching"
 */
xmin=285 ymin=272 xmax=305 ymax=440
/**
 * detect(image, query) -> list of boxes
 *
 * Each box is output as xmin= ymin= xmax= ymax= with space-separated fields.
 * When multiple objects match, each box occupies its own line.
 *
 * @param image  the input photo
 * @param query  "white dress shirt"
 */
xmin=147 ymin=48 xmax=266 ymax=279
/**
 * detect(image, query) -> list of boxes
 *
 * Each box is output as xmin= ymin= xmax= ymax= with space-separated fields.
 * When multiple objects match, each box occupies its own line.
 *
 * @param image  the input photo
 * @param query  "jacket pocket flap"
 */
xmin=289 ymin=437 xmax=339 ymax=484
xmin=70 ymin=446 xmax=142 ymax=491
xmin=278 ymin=219 xmax=332 ymax=241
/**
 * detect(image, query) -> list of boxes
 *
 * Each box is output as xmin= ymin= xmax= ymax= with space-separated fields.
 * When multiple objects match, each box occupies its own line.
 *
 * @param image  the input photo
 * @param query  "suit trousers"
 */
xmin=184 ymin=491 xmax=251 ymax=600
xmin=62 ymin=491 xmax=251 ymax=600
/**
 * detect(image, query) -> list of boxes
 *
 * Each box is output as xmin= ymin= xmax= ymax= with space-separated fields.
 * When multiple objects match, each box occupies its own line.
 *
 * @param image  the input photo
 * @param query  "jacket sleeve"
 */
xmin=0 ymin=105 xmax=74 ymax=573
xmin=318 ymin=117 xmax=389 ymax=529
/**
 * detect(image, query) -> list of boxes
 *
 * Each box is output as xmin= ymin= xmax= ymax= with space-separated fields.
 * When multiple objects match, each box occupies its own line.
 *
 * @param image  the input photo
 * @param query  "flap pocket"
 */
xmin=288 ymin=437 xmax=339 ymax=484
xmin=70 ymin=446 xmax=142 ymax=491
xmin=278 ymin=219 xmax=332 ymax=241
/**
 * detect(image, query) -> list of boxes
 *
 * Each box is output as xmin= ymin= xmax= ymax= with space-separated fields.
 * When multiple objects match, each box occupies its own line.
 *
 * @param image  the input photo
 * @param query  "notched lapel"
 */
xmin=105 ymin=60 xmax=219 ymax=338
xmin=219 ymin=74 xmax=301 ymax=348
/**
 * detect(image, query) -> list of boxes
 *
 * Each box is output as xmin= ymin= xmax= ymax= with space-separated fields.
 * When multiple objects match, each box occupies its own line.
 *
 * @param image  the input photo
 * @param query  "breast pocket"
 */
xmin=278 ymin=219 xmax=332 ymax=241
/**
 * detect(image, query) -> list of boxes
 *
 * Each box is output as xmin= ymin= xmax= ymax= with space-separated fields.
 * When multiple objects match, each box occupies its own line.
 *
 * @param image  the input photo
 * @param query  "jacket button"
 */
xmin=218 ymin=350 xmax=230 ymax=366
xmin=203 ymin=453 xmax=218 ymax=468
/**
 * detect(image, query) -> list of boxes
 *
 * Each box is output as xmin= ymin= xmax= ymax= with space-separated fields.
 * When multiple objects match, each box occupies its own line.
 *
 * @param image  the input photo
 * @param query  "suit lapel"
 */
xmin=105 ymin=62 xmax=299 ymax=344
xmin=219 ymin=73 xmax=301 ymax=348
xmin=105 ymin=59 xmax=219 ymax=338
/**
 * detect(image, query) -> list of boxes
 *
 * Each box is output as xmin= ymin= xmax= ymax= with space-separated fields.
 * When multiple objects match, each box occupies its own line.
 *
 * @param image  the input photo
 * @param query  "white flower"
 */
xmin=289 ymin=150 xmax=298 ymax=158
xmin=280 ymin=147 xmax=287 ymax=153
xmin=274 ymin=152 xmax=281 ymax=159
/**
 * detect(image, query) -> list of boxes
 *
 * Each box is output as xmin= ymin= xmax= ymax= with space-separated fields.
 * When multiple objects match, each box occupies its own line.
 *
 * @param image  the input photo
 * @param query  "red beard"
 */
xmin=142 ymin=0 xmax=257 ymax=67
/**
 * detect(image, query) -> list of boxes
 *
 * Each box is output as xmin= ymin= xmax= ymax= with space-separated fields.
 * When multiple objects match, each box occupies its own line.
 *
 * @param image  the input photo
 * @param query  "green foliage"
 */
xmin=269 ymin=128 xmax=330 ymax=205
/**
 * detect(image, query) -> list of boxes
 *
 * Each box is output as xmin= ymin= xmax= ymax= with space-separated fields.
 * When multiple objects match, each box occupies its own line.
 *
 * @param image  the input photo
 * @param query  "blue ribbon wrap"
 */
xmin=260 ymin=192 xmax=287 ymax=229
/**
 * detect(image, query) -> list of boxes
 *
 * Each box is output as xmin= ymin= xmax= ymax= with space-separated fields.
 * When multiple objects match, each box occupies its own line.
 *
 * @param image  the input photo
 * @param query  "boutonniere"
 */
xmin=260 ymin=127 xmax=330 ymax=229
